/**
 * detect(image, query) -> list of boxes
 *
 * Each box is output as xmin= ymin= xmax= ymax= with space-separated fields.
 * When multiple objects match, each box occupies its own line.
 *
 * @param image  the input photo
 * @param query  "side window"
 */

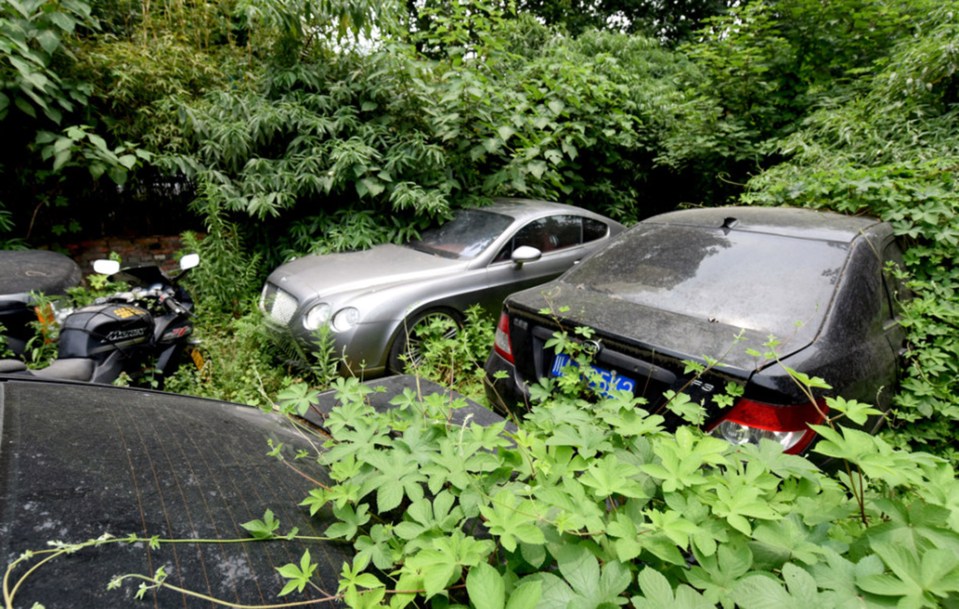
xmin=494 ymin=216 xmax=584 ymax=262
xmin=513 ymin=218 xmax=553 ymax=252
xmin=583 ymin=218 xmax=608 ymax=243
xmin=551 ymin=216 xmax=583 ymax=249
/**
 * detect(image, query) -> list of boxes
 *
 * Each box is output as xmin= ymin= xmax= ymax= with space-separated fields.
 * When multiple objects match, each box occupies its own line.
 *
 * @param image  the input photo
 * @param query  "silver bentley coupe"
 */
xmin=260 ymin=198 xmax=624 ymax=377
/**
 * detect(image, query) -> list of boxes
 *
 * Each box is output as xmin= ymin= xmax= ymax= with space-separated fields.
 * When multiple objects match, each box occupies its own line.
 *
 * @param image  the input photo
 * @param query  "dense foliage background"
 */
xmin=3 ymin=0 xmax=959 ymax=606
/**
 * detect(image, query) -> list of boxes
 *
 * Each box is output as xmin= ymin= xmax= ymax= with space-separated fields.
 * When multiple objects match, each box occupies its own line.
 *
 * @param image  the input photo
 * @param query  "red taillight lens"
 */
xmin=708 ymin=397 xmax=828 ymax=454
xmin=493 ymin=311 xmax=513 ymax=363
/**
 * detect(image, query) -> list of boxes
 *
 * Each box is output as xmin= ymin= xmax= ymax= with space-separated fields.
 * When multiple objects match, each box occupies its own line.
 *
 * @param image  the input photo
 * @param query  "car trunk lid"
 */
xmin=504 ymin=284 xmax=802 ymax=412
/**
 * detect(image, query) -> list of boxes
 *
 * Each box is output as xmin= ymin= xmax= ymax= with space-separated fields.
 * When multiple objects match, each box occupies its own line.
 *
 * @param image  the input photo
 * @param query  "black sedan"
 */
xmin=485 ymin=206 xmax=908 ymax=454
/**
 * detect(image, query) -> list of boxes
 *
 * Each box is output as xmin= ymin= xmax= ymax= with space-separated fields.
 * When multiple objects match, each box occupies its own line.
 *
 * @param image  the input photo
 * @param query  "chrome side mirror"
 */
xmin=511 ymin=245 xmax=542 ymax=268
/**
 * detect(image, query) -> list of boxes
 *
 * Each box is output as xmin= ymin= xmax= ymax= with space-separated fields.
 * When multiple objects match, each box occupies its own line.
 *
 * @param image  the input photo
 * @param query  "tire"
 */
xmin=387 ymin=309 xmax=461 ymax=374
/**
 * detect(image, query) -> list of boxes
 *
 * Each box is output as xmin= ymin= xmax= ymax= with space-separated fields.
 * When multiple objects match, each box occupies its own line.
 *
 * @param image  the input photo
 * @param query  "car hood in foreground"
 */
xmin=267 ymin=244 xmax=465 ymax=300
xmin=508 ymin=282 xmax=809 ymax=374
xmin=0 ymin=379 xmax=348 ymax=608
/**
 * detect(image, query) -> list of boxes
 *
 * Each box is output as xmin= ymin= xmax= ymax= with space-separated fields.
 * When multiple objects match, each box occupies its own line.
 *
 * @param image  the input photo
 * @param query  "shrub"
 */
xmin=163 ymin=306 xmax=300 ymax=407
xmin=391 ymin=305 xmax=496 ymax=403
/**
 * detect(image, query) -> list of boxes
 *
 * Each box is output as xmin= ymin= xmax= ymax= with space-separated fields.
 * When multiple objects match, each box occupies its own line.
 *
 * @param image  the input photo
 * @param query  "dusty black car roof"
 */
xmin=645 ymin=206 xmax=888 ymax=242
xmin=0 ymin=378 xmax=349 ymax=608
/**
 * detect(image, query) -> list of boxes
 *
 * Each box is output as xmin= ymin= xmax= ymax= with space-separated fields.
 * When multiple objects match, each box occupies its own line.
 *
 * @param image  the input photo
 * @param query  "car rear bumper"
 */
xmin=483 ymin=349 xmax=530 ymax=415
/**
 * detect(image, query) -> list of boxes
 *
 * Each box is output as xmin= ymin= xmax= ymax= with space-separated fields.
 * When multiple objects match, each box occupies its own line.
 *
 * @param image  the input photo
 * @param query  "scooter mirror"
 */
xmin=92 ymin=259 xmax=121 ymax=275
xmin=179 ymin=253 xmax=200 ymax=271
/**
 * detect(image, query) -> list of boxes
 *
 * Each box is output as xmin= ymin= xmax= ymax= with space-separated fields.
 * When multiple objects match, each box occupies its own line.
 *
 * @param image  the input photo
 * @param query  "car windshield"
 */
xmin=407 ymin=209 xmax=513 ymax=260
xmin=563 ymin=224 xmax=851 ymax=338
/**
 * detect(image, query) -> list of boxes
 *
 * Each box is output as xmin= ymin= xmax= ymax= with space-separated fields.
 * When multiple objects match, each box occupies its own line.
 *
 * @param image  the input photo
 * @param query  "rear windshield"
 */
xmin=562 ymin=224 xmax=850 ymax=337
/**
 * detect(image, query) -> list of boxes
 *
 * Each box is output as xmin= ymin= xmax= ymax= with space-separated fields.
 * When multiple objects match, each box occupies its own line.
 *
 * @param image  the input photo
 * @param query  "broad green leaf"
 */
xmin=527 ymin=160 xmax=548 ymax=179
xmin=547 ymin=545 xmax=631 ymax=607
xmin=528 ymin=572 xmax=575 ymax=608
xmin=118 ymin=154 xmax=137 ymax=170
xmin=355 ymin=525 xmax=396 ymax=571
xmin=750 ymin=515 xmax=826 ymax=566
xmin=467 ymin=563 xmax=505 ymax=609
xmin=15 ymin=96 xmax=37 ymax=118
xmin=640 ymin=532 xmax=687 ymax=566
xmin=481 ymin=138 xmax=501 ymax=154
xmin=241 ymin=509 xmax=280 ymax=540
xmin=357 ymin=177 xmax=385 ymax=198
xmin=479 ymin=491 xmax=544 ymax=552
xmin=507 ymin=580 xmax=542 ymax=609
xmin=326 ymin=503 xmax=371 ymax=539
xmin=859 ymin=542 xmax=959 ymax=605
xmin=687 ymin=540 xmax=754 ymax=607
xmin=633 ymin=566 xmax=713 ymax=609
xmin=53 ymin=136 xmax=74 ymax=154
xmin=556 ymin=545 xmax=599 ymax=600
xmin=276 ymin=550 xmax=317 ymax=596
xmin=88 ymin=133 xmax=109 ymax=153
xmin=644 ymin=508 xmax=701 ymax=549
xmin=825 ymin=396 xmax=880 ymax=426
xmin=732 ymin=573 xmax=796 ymax=609
xmin=497 ymin=125 xmax=516 ymax=142
xmin=641 ymin=427 xmax=729 ymax=492
xmin=47 ymin=10 xmax=77 ymax=33
xmin=53 ymin=149 xmax=71 ymax=171
xmin=810 ymin=549 xmax=884 ymax=608
xmin=36 ymin=29 xmax=60 ymax=54
xmin=579 ymin=454 xmax=647 ymax=500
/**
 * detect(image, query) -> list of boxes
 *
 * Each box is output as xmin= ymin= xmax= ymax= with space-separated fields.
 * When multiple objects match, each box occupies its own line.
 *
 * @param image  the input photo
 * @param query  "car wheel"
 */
xmin=387 ymin=309 xmax=461 ymax=373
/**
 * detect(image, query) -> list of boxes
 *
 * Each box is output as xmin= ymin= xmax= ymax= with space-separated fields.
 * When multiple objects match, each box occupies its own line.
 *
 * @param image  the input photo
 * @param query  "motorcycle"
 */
xmin=0 ymin=254 xmax=201 ymax=386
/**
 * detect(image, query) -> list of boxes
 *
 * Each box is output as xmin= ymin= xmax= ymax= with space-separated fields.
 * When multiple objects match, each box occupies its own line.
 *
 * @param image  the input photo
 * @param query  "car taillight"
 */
xmin=493 ymin=312 xmax=514 ymax=363
xmin=707 ymin=397 xmax=828 ymax=454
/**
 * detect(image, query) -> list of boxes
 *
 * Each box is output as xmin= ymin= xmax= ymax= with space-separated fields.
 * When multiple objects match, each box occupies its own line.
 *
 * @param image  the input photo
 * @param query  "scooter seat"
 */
xmin=32 ymin=358 xmax=96 ymax=382
xmin=0 ymin=359 xmax=28 ymax=373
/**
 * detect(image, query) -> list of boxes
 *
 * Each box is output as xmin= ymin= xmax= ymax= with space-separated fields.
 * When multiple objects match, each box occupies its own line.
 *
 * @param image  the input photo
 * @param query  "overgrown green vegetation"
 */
xmin=256 ymin=360 xmax=959 ymax=608
xmin=3 ymin=0 xmax=959 ymax=606
xmin=738 ymin=2 xmax=959 ymax=456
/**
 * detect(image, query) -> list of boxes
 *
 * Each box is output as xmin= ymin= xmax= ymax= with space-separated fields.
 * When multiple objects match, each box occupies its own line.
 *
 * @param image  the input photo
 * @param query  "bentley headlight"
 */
xmin=303 ymin=303 xmax=332 ymax=330
xmin=331 ymin=307 xmax=360 ymax=332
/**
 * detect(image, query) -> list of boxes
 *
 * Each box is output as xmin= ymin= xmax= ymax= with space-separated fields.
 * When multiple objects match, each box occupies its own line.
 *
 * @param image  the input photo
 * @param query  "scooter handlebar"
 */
xmin=160 ymin=292 xmax=190 ymax=316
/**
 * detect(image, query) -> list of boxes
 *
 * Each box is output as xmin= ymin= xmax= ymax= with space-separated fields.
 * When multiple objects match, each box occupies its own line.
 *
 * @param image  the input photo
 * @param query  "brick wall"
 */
xmin=63 ymin=235 xmax=193 ymax=276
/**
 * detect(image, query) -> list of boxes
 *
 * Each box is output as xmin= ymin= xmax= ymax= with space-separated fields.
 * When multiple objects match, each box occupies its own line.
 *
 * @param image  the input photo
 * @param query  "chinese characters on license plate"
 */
xmin=550 ymin=352 xmax=636 ymax=396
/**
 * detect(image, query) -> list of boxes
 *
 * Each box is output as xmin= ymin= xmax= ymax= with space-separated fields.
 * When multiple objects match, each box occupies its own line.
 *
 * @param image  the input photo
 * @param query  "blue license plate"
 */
xmin=550 ymin=353 xmax=636 ymax=396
